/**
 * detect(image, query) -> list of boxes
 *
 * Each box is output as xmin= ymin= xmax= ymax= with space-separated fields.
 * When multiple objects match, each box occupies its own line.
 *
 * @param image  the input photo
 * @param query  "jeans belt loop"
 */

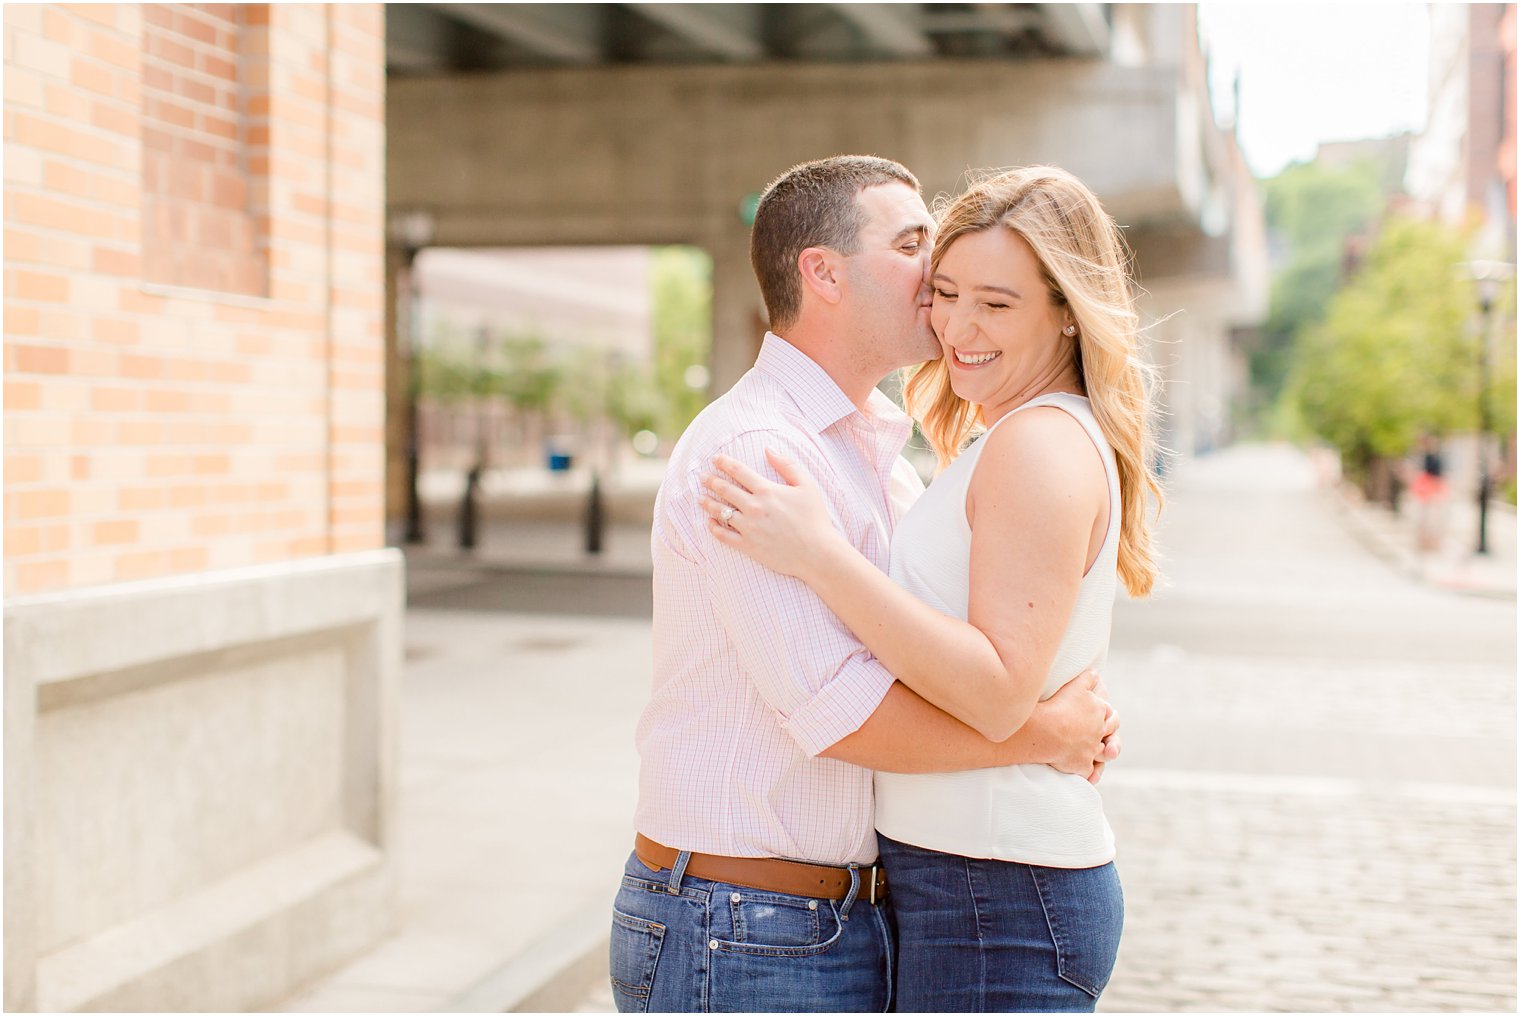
xmin=667 ymin=849 xmax=692 ymax=895
xmin=840 ymin=863 xmax=861 ymax=920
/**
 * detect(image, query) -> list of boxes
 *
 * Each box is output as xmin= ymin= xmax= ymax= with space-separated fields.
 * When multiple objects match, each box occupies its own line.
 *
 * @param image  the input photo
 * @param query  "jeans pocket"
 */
xmin=712 ymin=888 xmax=843 ymax=956
xmin=708 ymin=900 xmax=889 ymax=1013
xmin=609 ymin=908 xmax=666 ymax=1013
xmin=1029 ymin=863 xmax=1124 ymax=999
xmin=728 ymin=889 xmax=822 ymax=948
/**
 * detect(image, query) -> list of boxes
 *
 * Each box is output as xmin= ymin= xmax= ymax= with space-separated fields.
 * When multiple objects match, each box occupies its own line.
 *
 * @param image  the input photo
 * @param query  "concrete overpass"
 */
xmin=383 ymin=3 xmax=1268 ymax=525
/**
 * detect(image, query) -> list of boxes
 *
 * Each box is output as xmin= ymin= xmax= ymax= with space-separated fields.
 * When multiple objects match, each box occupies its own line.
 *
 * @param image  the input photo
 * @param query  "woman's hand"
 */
xmin=701 ymin=449 xmax=843 ymax=580
xmin=1017 ymin=671 xmax=1120 ymax=784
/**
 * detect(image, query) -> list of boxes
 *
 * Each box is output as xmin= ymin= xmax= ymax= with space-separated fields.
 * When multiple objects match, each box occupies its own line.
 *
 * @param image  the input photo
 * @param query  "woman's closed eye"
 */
xmin=933 ymin=287 xmax=958 ymax=301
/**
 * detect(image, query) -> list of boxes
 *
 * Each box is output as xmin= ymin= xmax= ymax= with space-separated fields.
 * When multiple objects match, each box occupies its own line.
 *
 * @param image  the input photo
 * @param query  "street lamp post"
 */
xmin=390 ymin=211 xmax=435 ymax=545
xmin=1463 ymin=260 xmax=1515 ymax=556
xmin=1477 ymin=280 xmax=1494 ymax=556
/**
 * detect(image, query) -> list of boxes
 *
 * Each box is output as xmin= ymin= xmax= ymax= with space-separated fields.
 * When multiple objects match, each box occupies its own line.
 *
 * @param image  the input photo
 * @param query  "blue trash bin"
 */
xmin=545 ymin=437 xmax=575 ymax=472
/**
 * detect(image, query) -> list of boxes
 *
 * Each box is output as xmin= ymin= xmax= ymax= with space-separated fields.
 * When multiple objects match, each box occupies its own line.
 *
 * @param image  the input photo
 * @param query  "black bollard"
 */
xmin=459 ymin=463 xmax=481 ymax=551
xmin=1478 ymin=470 xmax=1491 ymax=556
xmin=405 ymin=446 xmax=425 ymax=543
xmin=585 ymin=470 xmax=605 ymax=555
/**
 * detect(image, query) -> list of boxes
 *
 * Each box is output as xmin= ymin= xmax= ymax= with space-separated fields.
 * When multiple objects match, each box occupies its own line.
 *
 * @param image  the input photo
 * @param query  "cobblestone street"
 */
xmin=1101 ymin=775 xmax=1514 ymax=1012
xmin=1095 ymin=444 xmax=1515 ymax=1012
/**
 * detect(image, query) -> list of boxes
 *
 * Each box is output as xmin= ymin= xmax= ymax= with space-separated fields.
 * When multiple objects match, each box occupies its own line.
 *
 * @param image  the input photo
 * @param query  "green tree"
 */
xmin=556 ymin=345 xmax=612 ymax=425
xmin=650 ymin=246 xmax=712 ymax=438
xmin=495 ymin=334 xmax=561 ymax=416
xmin=1263 ymin=158 xmax=1386 ymax=257
xmin=607 ymin=359 xmax=662 ymax=437
xmin=1288 ymin=216 xmax=1480 ymax=488
xmin=414 ymin=345 xmax=480 ymax=402
xmin=1252 ymin=158 xmax=1388 ymax=408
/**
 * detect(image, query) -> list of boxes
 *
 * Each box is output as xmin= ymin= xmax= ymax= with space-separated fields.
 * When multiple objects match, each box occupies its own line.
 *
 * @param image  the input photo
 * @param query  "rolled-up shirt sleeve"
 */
xmin=675 ymin=427 xmax=895 ymax=757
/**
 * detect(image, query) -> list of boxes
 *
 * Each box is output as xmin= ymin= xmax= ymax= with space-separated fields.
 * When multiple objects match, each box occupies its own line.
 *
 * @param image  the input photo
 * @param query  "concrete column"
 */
xmin=707 ymin=225 xmax=764 ymax=397
xmin=383 ymin=244 xmax=407 ymax=541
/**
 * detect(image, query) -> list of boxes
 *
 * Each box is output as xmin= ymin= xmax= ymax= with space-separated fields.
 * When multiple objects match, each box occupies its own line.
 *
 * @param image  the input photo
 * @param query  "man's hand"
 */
xmin=1003 ymin=670 xmax=1118 ymax=781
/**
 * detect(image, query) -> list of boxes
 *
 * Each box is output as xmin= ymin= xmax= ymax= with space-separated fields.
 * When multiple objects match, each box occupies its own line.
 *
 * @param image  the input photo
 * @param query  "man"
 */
xmin=609 ymin=156 xmax=1117 ymax=1013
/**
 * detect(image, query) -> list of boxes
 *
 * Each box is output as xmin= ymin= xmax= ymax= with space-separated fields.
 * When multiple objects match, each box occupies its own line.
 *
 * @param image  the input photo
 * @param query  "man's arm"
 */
xmin=822 ymin=671 xmax=1116 ymax=776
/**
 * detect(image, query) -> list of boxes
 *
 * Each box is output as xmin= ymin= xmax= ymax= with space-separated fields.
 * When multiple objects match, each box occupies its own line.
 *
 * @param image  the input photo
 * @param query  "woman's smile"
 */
xmin=950 ymin=348 xmax=1003 ymax=367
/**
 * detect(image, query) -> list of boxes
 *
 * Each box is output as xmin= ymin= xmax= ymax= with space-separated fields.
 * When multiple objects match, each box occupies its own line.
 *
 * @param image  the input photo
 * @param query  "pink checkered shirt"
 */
xmin=634 ymin=334 xmax=923 ymax=866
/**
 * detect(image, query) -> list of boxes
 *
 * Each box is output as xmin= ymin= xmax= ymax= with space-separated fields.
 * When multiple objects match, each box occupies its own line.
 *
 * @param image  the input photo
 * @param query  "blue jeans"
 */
xmin=878 ymin=834 xmax=1123 ymax=1013
xmin=609 ymin=849 xmax=892 ymax=1012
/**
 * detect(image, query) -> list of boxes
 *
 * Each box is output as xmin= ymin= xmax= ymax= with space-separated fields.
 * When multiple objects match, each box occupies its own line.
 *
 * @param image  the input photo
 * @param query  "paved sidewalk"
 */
xmin=278 ymin=606 xmax=650 ymax=1012
xmin=1330 ymin=479 xmax=1516 ymax=599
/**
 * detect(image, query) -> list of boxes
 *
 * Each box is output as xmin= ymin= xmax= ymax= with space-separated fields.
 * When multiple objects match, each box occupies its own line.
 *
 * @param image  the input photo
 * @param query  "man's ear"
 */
xmin=797 ymin=247 xmax=844 ymax=306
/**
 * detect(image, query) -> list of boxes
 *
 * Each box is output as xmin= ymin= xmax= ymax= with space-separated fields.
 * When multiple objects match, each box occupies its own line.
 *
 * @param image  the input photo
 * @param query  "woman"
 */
xmin=698 ymin=166 xmax=1161 ymax=1012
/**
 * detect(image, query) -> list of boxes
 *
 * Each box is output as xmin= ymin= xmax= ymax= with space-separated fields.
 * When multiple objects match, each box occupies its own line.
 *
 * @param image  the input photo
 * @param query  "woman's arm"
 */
xmin=703 ymin=407 xmax=1107 ymax=742
xmin=823 ymin=670 xmax=1120 ymax=778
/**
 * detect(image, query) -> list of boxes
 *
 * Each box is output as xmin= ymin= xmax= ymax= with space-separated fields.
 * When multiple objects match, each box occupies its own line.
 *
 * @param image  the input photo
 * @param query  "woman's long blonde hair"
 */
xmin=903 ymin=166 xmax=1163 ymax=597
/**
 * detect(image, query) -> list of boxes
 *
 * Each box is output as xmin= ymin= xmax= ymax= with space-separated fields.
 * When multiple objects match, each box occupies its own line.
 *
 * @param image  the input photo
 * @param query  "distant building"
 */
xmin=1500 ymin=5 xmax=1517 ymax=224
xmin=1314 ymin=133 xmax=1414 ymax=192
xmin=413 ymin=246 xmax=655 ymax=358
xmin=1406 ymin=3 xmax=1516 ymax=252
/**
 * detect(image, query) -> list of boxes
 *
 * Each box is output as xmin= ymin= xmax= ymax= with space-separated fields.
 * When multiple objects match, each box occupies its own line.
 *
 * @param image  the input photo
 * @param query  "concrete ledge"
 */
xmin=37 ymin=833 xmax=387 ymax=1012
xmin=443 ymin=895 xmax=611 ymax=1013
xmin=5 ymin=551 xmax=404 ymax=1012
xmin=8 ymin=550 xmax=404 ymax=688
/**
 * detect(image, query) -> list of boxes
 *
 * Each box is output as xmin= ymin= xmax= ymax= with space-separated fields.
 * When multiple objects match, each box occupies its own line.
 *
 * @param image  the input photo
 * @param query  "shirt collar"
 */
xmin=754 ymin=333 xmax=860 ymax=434
xmin=754 ymin=332 xmax=912 ymax=437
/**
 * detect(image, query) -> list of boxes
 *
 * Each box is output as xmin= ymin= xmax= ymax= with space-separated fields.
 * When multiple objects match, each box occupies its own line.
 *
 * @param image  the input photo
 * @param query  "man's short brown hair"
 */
xmin=750 ymin=155 xmax=920 ymax=331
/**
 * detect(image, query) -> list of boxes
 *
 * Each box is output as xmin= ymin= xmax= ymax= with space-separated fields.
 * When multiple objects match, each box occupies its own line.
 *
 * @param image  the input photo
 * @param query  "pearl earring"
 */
xmin=1063 ymin=325 xmax=1077 ymax=337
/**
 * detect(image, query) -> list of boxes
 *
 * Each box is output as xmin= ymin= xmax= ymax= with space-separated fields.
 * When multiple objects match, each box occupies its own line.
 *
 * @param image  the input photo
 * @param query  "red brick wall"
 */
xmin=1467 ymin=4 xmax=1509 ymax=218
xmin=4 ymin=4 xmax=386 ymax=596
xmin=140 ymin=3 xmax=268 ymax=295
xmin=1501 ymin=5 xmax=1516 ymax=219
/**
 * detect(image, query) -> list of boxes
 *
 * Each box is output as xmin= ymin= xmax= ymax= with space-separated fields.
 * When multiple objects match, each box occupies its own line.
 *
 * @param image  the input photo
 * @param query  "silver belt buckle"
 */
xmin=868 ymin=864 xmax=880 ymax=905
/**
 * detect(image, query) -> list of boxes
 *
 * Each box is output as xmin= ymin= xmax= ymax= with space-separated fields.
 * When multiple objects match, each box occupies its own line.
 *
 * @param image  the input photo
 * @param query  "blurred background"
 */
xmin=3 ymin=3 xmax=1515 ymax=1012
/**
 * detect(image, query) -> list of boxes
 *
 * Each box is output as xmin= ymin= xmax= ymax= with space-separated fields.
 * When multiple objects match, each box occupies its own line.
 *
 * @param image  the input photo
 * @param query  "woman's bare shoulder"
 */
xmin=969 ymin=404 xmax=1107 ymax=510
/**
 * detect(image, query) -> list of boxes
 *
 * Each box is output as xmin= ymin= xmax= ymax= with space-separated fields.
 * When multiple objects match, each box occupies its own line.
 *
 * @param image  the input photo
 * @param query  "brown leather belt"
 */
xmin=634 ymin=834 xmax=888 ymax=905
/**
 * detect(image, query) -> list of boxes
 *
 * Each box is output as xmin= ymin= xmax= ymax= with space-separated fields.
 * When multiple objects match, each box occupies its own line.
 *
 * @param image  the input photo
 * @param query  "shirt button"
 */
xmin=730 ymin=892 xmax=741 ymax=903
xmin=708 ymin=939 xmax=719 ymax=950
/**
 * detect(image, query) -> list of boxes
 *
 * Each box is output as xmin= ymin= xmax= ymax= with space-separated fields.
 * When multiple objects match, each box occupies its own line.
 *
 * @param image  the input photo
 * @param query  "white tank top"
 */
xmin=874 ymin=392 xmax=1119 ymax=868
